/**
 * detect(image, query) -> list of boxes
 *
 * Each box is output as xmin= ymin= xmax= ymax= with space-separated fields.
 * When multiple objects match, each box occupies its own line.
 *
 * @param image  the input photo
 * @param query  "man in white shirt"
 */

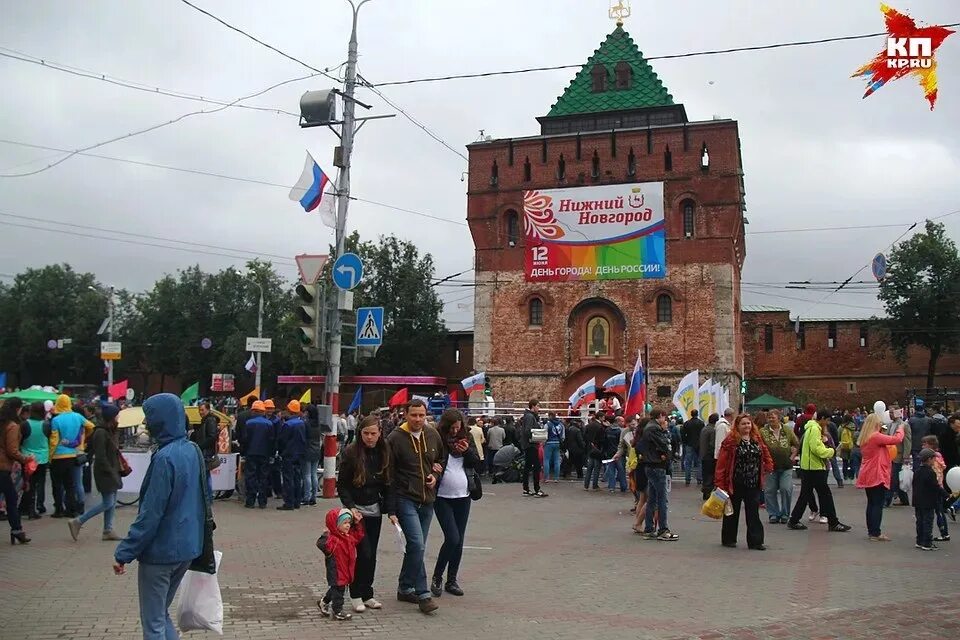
xmin=346 ymin=411 xmax=357 ymax=444
xmin=714 ymin=408 xmax=735 ymax=459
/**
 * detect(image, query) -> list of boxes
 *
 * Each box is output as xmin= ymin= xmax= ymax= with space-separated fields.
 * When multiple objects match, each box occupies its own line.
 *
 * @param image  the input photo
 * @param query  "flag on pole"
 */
xmin=239 ymin=387 xmax=260 ymax=406
xmin=244 ymin=353 xmax=257 ymax=374
xmin=300 ymin=388 xmax=311 ymax=404
xmin=601 ymin=372 xmax=627 ymax=396
xmin=697 ymin=379 xmax=712 ymax=418
xmin=721 ymin=386 xmax=731 ymax=415
xmin=107 ymin=379 xmax=128 ymax=401
xmin=388 ymin=387 xmax=409 ymax=408
xmin=624 ymin=350 xmax=646 ymax=418
xmin=460 ymin=372 xmax=486 ymax=395
xmin=288 ymin=151 xmax=331 ymax=213
xmin=180 ymin=382 xmax=200 ymax=406
xmin=348 ymin=386 xmax=363 ymax=414
xmin=711 ymin=382 xmax=723 ymax=416
xmin=671 ymin=370 xmax=699 ymax=422
xmin=569 ymin=378 xmax=597 ymax=410
xmin=448 ymin=387 xmax=460 ymax=405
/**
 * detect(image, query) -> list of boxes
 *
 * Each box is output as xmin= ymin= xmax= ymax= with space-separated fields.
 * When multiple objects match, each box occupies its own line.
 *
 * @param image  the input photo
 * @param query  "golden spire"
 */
xmin=609 ymin=0 xmax=631 ymax=26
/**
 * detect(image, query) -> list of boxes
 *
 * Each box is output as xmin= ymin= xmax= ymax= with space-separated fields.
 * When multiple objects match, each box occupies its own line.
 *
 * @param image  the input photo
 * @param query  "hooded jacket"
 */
xmin=278 ymin=416 xmax=307 ymax=459
xmin=318 ymin=509 xmax=365 ymax=587
xmin=799 ymin=420 xmax=835 ymax=471
xmin=90 ymin=423 xmax=123 ymax=494
xmin=49 ymin=395 xmax=94 ymax=460
xmin=115 ymin=393 xmax=205 ymax=566
xmin=241 ymin=412 xmax=276 ymax=457
xmin=387 ymin=422 xmax=446 ymax=505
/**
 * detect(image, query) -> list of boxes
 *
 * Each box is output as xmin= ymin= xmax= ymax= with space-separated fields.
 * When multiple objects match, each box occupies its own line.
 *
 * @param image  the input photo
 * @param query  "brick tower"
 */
xmin=466 ymin=25 xmax=747 ymax=409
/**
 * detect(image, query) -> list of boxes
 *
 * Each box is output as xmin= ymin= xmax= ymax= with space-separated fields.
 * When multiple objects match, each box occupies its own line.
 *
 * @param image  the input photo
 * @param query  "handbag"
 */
xmin=190 ymin=444 xmax=217 ymax=575
xmin=530 ymin=428 xmax=548 ymax=443
xmin=74 ymin=452 xmax=89 ymax=466
xmin=119 ymin=452 xmax=132 ymax=478
xmin=467 ymin=468 xmax=483 ymax=501
xmin=355 ymin=502 xmax=381 ymax=518
xmin=204 ymin=455 xmax=222 ymax=472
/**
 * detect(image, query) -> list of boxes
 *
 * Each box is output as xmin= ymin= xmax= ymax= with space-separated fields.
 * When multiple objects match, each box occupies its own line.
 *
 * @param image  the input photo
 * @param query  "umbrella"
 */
xmin=117 ymin=406 xmax=145 ymax=430
xmin=0 ymin=388 xmax=59 ymax=402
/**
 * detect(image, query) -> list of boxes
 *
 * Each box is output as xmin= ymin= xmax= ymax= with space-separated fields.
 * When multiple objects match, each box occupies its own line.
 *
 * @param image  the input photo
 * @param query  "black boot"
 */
xmin=444 ymin=578 xmax=464 ymax=596
xmin=430 ymin=575 xmax=443 ymax=598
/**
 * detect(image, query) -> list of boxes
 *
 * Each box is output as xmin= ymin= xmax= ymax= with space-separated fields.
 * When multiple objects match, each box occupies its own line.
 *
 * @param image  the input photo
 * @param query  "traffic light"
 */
xmin=740 ymin=379 xmax=747 ymax=394
xmin=295 ymin=283 xmax=320 ymax=353
xmin=483 ymin=374 xmax=491 ymax=397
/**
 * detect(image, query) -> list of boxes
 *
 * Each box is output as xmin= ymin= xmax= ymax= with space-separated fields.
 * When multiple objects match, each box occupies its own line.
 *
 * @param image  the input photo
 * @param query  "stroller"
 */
xmin=491 ymin=444 xmax=524 ymax=484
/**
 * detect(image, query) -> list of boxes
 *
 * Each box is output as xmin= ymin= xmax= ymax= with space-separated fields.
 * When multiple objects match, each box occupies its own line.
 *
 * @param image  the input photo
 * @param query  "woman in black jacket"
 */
xmin=431 ymin=409 xmax=481 ymax=599
xmin=68 ymin=404 xmax=123 ymax=541
xmin=337 ymin=415 xmax=396 ymax=613
xmin=302 ymin=404 xmax=322 ymax=505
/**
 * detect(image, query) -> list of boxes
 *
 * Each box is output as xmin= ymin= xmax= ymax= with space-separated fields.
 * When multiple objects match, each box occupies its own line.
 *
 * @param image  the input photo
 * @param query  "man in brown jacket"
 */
xmin=387 ymin=399 xmax=446 ymax=614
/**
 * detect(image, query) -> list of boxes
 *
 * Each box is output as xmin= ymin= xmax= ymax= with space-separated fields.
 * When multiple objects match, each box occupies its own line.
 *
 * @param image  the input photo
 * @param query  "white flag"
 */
xmin=244 ymin=353 xmax=257 ymax=373
xmin=317 ymin=192 xmax=337 ymax=230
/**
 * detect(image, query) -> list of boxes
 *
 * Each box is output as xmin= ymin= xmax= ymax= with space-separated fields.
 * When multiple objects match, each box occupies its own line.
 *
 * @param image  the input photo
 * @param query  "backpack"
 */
xmin=839 ymin=426 xmax=854 ymax=452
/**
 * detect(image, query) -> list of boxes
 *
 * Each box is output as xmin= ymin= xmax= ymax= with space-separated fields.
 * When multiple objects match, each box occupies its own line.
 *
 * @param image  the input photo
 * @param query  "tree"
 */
xmin=330 ymin=232 xmax=446 ymax=375
xmin=878 ymin=220 xmax=960 ymax=391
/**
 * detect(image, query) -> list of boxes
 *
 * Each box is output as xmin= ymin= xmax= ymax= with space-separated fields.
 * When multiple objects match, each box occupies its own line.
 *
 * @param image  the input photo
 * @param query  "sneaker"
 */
xmin=868 ymin=534 xmax=891 ymax=542
xmin=102 ymin=530 xmax=122 ymax=541
xmin=67 ymin=518 xmax=82 ymax=541
xmin=786 ymin=522 xmax=808 ymax=530
xmin=522 ymin=489 xmax=531 ymax=496
xmin=641 ymin=530 xmax=658 ymax=540
xmin=351 ymin=598 xmax=366 ymax=613
xmin=533 ymin=491 xmax=548 ymax=498
xmin=276 ymin=505 xmax=295 ymax=511
xmin=818 ymin=516 xmax=828 ymax=524
xmin=808 ymin=511 xmax=819 ymax=522
xmin=333 ymin=611 xmax=352 ymax=621
xmin=317 ymin=600 xmax=331 ymax=617
xmin=933 ymin=535 xmax=950 ymax=542
xmin=769 ymin=517 xmax=780 ymax=524
xmin=915 ymin=544 xmax=935 ymax=551
xmin=657 ymin=529 xmax=679 ymax=541
xmin=418 ymin=598 xmax=439 ymax=614
xmin=779 ymin=516 xmax=790 ymax=524
xmin=396 ymin=591 xmax=419 ymax=604
xmin=828 ymin=522 xmax=852 ymax=533
xmin=430 ymin=575 xmax=443 ymax=598
xmin=363 ymin=598 xmax=382 ymax=609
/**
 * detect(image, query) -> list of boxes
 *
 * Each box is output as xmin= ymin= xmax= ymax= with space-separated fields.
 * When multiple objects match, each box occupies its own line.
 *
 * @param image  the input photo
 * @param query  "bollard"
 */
xmin=322 ymin=432 xmax=338 ymax=499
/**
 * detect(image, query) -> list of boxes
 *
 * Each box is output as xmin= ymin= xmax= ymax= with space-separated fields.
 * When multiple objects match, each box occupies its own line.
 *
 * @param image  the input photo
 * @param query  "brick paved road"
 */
xmin=1 ymin=478 xmax=957 ymax=639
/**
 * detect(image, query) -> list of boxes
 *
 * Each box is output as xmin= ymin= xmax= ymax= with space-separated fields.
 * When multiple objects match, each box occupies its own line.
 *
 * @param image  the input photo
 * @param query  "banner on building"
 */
xmin=522 ymin=182 xmax=665 ymax=282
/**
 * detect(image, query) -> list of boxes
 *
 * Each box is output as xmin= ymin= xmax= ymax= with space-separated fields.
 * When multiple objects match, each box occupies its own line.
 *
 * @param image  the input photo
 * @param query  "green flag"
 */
xmin=180 ymin=382 xmax=199 ymax=405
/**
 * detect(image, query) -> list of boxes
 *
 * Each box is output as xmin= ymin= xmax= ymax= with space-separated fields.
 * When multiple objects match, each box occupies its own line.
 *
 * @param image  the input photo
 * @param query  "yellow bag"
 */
xmin=700 ymin=488 xmax=729 ymax=520
xmin=626 ymin=445 xmax=638 ymax=472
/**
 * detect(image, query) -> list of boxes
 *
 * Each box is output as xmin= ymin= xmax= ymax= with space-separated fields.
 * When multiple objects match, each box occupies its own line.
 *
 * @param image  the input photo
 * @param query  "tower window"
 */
xmin=528 ymin=298 xmax=543 ymax=326
xmin=591 ymin=150 xmax=600 ymax=179
xmin=506 ymin=210 xmax=519 ymax=247
xmin=576 ymin=135 xmax=582 ymax=160
xmin=615 ymin=61 xmax=633 ymax=89
xmin=490 ymin=160 xmax=498 ymax=187
xmin=656 ymin=294 xmax=672 ymax=324
xmin=682 ymin=199 xmax=695 ymax=238
xmin=610 ymin=131 xmax=617 ymax=158
xmin=860 ymin=323 xmax=868 ymax=348
xmin=627 ymin=147 xmax=636 ymax=176
xmin=508 ymin=140 xmax=514 ymax=166
xmin=664 ymin=145 xmax=672 ymax=171
xmin=557 ymin=154 xmax=566 ymax=180
xmin=541 ymin=139 xmax=547 ymax=163
xmin=523 ymin=156 xmax=531 ymax=182
xmin=591 ymin=64 xmax=608 ymax=92
xmin=701 ymin=142 xmax=710 ymax=170
xmin=764 ymin=324 xmax=773 ymax=352
xmin=828 ymin=322 xmax=837 ymax=349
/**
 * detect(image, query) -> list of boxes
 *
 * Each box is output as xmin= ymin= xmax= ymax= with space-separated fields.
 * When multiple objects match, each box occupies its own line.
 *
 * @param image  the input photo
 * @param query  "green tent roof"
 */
xmin=744 ymin=393 xmax=794 ymax=409
xmin=546 ymin=25 xmax=674 ymax=117
xmin=0 ymin=388 xmax=59 ymax=403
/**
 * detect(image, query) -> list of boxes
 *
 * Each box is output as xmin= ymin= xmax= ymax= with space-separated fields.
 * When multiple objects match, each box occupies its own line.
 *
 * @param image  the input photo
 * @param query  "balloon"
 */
xmin=873 ymin=400 xmax=886 ymax=416
xmin=880 ymin=410 xmax=893 ymax=425
xmin=947 ymin=467 xmax=960 ymax=493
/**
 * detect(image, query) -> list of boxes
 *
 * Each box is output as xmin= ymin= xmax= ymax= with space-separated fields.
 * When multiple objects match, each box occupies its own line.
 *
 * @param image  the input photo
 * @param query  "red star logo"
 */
xmin=852 ymin=4 xmax=955 ymax=110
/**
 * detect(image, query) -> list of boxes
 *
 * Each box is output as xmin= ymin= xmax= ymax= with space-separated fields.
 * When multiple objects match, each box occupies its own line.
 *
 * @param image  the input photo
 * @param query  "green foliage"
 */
xmin=877 ymin=220 xmax=960 ymax=389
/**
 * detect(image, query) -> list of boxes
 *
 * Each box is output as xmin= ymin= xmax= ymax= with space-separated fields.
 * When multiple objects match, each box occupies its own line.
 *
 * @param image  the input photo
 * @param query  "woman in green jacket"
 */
xmin=786 ymin=410 xmax=852 ymax=532
xmin=20 ymin=402 xmax=50 ymax=519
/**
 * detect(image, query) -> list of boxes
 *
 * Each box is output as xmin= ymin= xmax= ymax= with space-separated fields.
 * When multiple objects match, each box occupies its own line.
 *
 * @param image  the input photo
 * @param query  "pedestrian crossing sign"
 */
xmin=356 ymin=306 xmax=384 ymax=347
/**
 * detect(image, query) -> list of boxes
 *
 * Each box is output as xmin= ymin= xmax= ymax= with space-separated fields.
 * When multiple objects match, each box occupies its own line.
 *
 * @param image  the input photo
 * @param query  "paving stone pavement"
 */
xmin=1 ymin=477 xmax=957 ymax=639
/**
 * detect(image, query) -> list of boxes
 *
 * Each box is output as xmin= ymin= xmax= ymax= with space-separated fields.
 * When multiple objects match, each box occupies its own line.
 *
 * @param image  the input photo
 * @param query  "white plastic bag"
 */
xmin=177 ymin=550 xmax=224 ymax=635
xmin=899 ymin=465 xmax=913 ymax=495
xmin=393 ymin=522 xmax=406 ymax=553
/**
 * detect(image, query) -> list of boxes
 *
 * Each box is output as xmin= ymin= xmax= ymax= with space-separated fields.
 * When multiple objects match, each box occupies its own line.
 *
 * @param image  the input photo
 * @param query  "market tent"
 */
xmin=0 ymin=388 xmax=59 ymax=403
xmin=744 ymin=393 xmax=794 ymax=410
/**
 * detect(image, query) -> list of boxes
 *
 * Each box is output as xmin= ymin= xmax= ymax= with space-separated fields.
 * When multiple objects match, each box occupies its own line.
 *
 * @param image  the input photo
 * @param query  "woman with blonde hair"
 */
xmin=855 ymin=413 xmax=905 ymax=541
xmin=715 ymin=414 xmax=774 ymax=550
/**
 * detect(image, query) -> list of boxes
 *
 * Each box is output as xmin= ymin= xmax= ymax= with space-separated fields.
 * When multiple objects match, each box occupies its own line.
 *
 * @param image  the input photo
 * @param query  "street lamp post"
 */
xmin=237 ymin=271 xmax=265 ymax=393
xmin=89 ymin=285 xmax=115 ymax=388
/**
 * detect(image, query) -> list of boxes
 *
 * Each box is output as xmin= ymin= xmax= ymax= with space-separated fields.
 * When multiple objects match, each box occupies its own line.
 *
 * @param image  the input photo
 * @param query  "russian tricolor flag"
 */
xmin=624 ymin=350 xmax=647 ymax=418
xmin=288 ymin=151 xmax=331 ymax=212
xmin=601 ymin=373 xmax=626 ymax=396
xmin=461 ymin=372 xmax=486 ymax=395
xmin=569 ymin=377 xmax=597 ymax=410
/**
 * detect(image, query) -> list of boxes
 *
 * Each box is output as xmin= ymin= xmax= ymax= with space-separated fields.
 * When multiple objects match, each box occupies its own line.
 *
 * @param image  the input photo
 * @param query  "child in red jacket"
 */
xmin=316 ymin=508 xmax=365 ymax=620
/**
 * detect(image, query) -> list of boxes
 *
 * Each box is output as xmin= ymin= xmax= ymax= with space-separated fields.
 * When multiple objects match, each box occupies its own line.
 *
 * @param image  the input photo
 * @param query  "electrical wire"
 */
xmin=0 ymin=48 xmax=299 ymax=117
xmin=369 ymin=22 xmax=960 ymax=87
xmin=0 ymin=72 xmax=321 ymax=178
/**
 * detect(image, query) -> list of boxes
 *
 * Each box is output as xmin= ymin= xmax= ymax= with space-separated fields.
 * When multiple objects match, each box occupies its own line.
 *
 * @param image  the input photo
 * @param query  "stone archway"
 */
xmin=567 ymin=297 xmax=627 ymax=373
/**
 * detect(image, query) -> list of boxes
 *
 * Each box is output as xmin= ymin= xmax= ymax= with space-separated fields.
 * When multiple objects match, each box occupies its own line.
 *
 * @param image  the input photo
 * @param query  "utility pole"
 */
xmin=256 ymin=284 xmax=264 ymax=393
xmin=326 ymin=0 xmax=373 ymax=414
xmin=107 ymin=285 xmax=115 ymax=387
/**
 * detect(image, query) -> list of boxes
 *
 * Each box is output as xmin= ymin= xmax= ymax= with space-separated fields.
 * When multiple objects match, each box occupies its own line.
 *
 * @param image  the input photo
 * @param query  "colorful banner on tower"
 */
xmin=522 ymin=182 xmax=665 ymax=282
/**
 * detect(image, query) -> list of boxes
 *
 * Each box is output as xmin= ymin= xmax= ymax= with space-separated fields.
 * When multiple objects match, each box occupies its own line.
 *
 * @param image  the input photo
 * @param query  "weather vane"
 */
xmin=609 ymin=0 xmax=631 ymax=25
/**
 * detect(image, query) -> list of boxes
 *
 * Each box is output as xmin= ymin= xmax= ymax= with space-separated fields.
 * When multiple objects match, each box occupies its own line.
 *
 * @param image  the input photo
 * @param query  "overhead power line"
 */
xmin=370 ymin=22 xmax=960 ymax=87
xmin=0 ymin=72 xmax=320 ymax=178
xmin=0 ymin=48 xmax=300 ymax=117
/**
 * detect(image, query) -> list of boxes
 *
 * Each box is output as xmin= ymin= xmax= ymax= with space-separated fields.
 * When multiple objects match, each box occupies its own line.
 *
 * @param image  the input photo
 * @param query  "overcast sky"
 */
xmin=1 ymin=0 xmax=958 ymax=332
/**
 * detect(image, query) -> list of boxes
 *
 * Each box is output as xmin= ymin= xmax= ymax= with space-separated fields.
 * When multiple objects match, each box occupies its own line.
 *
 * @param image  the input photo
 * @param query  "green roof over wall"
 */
xmin=546 ymin=26 xmax=674 ymax=117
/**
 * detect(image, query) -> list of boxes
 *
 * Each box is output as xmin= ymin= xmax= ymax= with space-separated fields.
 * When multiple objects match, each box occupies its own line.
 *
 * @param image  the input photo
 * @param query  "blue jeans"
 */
xmin=72 ymin=464 xmax=85 ymax=509
xmin=302 ymin=459 xmax=319 ymax=502
xmin=605 ymin=458 xmax=627 ymax=491
xmin=864 ymin=484 xmax=886 ymax=537
xmin=138 ymin=561 xmax=191 ymax=640
xmin=763 ymin=470 xmax=793 ymax=520
xmin=433 ymin=496 xmax=471 ymax=580
xmin=584 ymin=456 xmax=602 ymax=489
xmin=644 ymin=467 xmax=669 ymax=533
xmin=543 ymin=442 xmax=561 ymax=481
xmin=683 ymin=448 xmax=701 ymax=484
xmin=850 ymin=449 xmax=862 ymax=479
xmin=281 ymin=457 xmax=304 ymax=508
xmin=78 ymin=491 xmax=117 ymax=532
xmin=396 ymin=497 xmax=434 ymax=600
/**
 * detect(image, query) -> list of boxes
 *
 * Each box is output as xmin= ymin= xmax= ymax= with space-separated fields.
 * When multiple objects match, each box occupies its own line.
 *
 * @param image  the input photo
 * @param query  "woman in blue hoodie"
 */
xmin=113 ymin=393 xmax=206 ymax=640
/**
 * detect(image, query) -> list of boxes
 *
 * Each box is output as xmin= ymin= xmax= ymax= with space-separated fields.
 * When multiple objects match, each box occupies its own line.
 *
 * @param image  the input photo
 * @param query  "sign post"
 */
xmin=245 ymin=337 xmax=273 ymax=353
xmin=100 ymin=341 xmax=122 ymax=360
xmin=356 ymin=306 xmax=384 ymax=347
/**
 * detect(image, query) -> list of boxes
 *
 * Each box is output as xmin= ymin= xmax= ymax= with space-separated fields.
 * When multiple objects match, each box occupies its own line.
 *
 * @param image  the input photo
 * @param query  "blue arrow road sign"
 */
xmin=356 ymin=307 xmax=384 ymax=347
xmin=332 ymin=253 xmax=364 ymax=290
xmin=871 ymin=252 xmax=887 ymax=281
